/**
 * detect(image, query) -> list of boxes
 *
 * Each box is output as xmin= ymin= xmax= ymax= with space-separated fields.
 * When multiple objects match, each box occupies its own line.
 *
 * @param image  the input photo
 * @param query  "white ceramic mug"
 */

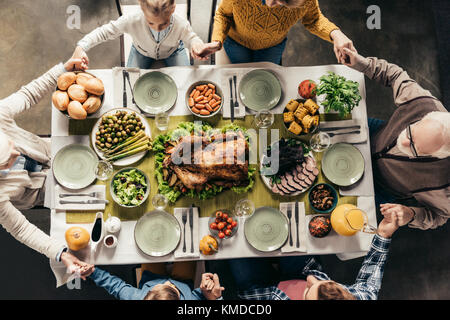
xmin=103 ymin=234 xmax=118 ymax=248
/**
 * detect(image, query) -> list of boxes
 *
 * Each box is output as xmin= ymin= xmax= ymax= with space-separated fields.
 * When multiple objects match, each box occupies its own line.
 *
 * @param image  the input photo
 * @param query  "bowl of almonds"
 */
xmin=186 ymin=81 xmax=223 ymax=118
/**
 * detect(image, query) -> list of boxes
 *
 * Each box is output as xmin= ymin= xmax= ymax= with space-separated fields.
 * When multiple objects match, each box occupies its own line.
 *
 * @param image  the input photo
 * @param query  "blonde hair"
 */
xmin=144 ymin=285 xmax=180 ymax=300
xmin=138 ymin=0 xmax=175 ymax=16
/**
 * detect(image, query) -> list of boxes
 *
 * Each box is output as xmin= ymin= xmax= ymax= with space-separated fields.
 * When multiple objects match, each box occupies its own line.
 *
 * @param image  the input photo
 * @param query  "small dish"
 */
xmin=308 ymin=183 xmax=338 ymax=214
xmin=208 ymin=209 xmax=239 ymax=239
xmin=134 ymin=210 xmax=181 ymax=257
xmin=110 ymin=167 xmax=150 ymax=208
xmin=133 ymin=71 xmax=177 ymax=114
xmin=239 ymin=69 xmax=282 ymax=111
xmin=283 ymin=98 xmax=320 ymax=138
xmin=186 ymin=81 xmax=223 ymax=118
xmin=321 ymin=143 xmax=365 ymax=186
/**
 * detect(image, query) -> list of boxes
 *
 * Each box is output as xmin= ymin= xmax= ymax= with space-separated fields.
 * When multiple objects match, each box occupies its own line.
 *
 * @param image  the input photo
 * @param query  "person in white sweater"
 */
xmin=0 ymin=57 xmax=92 ymax=278
xmin=72 ymin=0 xmax=212 ymax=68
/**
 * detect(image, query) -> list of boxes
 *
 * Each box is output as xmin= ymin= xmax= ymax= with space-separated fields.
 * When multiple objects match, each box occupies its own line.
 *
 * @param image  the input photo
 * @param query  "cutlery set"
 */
xmin=287 ymin=202 xmax=300 ymax=248
xmin=58 ymin=192 xmax=107 ymax=205
xmin=228 ymin=76 xmax=239 ymax=122
xmin=319 ymin=124 xmax=361 ymax=137
xmin=181 ymin=205 xmax=195 ymax=253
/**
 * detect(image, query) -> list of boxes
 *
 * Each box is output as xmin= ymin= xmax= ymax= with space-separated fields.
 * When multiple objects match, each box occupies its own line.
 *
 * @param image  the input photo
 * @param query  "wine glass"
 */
xmin=309 ymin=132 xmax=331 ymax=153
xmin=254 ymin=109 xmax=274 ymax=129
xmin=155 ymin=111 xmax=169 ymax=131
xmin=234 ymin=199 xmax=255 ymax=221
xmin=94 ymin=160 xmax=113 ymax=181
xmin=152 ymin=193 xmax=168 ymax=211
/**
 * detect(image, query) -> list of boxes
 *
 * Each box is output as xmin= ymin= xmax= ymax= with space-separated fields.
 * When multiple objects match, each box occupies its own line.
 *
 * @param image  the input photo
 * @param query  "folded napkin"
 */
xmin=112 ymin=67 xmax=142 ymax=112
xmin=339 ymin=142 xmax=375 ymax=197
xmin=279 ymin=202 xmax=308 ymax=253
xmin=319 ymin=118 xmax=368 ymax=144
xmin=173 ymin=207 xmax=200 ymax=258
xmin=54 ymin=185 xmax=106 ymax=211
xmin=220 ymin=69 xmax=247 ymax=119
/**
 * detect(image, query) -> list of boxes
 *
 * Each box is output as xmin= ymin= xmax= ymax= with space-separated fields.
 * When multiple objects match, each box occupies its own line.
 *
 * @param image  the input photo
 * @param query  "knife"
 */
xmin=295 ymin=202 xmax=300 ymax=248
xmin=229 ymin=77 xmax=234 ymax=123
xmin=319 ymin=125 xmax=360 ymax=132
xmin=124 ymin=70 xmax=137 ymax=107
xmin=59 ymin=199 xmax=109 ymax=205
xmin=122 ymin=69 xmax=127 ymax=108
xmin=189 ymin=204 xmax=194 ymax=253
xmin=232 ymin=75 xmax=237 ymax=123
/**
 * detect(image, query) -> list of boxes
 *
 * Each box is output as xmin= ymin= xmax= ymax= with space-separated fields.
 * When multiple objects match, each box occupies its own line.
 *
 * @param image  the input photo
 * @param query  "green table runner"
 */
xmin=66 ymin=114 xmax=356 ymax=223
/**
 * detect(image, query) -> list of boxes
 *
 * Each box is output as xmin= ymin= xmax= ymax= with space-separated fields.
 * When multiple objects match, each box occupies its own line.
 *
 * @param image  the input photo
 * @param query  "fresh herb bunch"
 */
xmin=317 ymin=72 xmax=361 ymax=117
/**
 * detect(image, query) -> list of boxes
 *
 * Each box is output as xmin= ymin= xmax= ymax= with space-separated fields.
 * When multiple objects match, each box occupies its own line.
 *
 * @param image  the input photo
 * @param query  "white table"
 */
xmin=49 ymin=62 xmax=376 ymax=285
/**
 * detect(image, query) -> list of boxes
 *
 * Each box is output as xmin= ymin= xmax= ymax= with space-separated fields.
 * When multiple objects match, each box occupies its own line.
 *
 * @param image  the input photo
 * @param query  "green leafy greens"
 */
xmin=112 ymin=169 xmax=148 ymax=206
xmin=317 ymin=72 xmax=361 ymax=117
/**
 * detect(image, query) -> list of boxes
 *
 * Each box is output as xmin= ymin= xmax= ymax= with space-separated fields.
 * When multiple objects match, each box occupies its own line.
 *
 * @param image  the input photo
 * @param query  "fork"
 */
xmin=233 ymin=75 xmax=239 ymax=119
xmin=287 ymin=205 xmax=293 ymax=247
xmin=182 ymin=209 xmax=187 ymax=253
xmin=59 ymin=199 xmax=109 ymax=204
xmin=327 ymin=130 xmax=360 ymax=137
xmin=59 ymin=192 xmax=101 ymax=198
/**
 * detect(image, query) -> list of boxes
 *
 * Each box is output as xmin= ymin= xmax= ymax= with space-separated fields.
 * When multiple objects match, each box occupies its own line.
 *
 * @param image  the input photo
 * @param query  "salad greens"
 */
xmin=317 ymin=72 xmax=361 ymax=117
xmin=112 ymin=169 xmax=148 ymax=206
xmin=153 ymin=121 xmax=256 ymax=203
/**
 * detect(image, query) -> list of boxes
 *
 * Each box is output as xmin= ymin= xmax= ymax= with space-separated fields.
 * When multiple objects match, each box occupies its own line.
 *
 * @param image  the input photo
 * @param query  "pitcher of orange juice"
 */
xmin=330 ymin=204 xmax=377 ymax=236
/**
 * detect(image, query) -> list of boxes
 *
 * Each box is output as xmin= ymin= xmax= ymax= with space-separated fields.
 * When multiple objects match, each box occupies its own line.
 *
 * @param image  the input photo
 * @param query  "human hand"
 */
xmin=341 ymin=47 xmax=367 ymax=69
xmin=330 ymin=30 xmax=355 ymax=64
xmin=200 ymin=273 xmax=225 ymax=300
xmin=380 ymin=203 xmax=415 ymax=227
xmin=61 ymin=252 xmax=95 ymax=280
xmin=64 ymin=58 xmax=89 ymax=72
xmin=377 ymin=207 xmax=401 ymax=239
xmin=191 ymin=41 xmax=221 ymax=61
xmin=67 ymin=46 xmax=89 ymax=70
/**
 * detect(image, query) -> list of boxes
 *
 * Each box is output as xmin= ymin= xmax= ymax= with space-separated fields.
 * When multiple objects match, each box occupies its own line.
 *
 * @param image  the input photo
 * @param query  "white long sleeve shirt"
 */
xmin=77 ymin=11 xmax=202 ymax=60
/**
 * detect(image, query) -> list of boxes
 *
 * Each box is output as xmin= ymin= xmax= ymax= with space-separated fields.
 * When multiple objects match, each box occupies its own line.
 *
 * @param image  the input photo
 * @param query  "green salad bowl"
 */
xmin=110 ymin=167 xmax=150 ymax=208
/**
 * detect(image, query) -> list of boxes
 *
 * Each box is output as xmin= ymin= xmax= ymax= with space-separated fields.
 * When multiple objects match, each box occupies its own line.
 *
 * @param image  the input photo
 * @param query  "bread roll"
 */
xmin=76 ymin=72 xmax=94 ymax=88
xmin=83 ymin=95 xmax=102 ymax=114
xmin=84 ymin=78 xmax=104 ymax=96
xmin=67 ymin=84 xmax=88 ymax=103
xmin=57 ymin=72 xmax=76 ymax=90
xmin=52 ymin=90 xmax=69 ymax=111
xmin=68 ymin=100 xmax=87 ymax=120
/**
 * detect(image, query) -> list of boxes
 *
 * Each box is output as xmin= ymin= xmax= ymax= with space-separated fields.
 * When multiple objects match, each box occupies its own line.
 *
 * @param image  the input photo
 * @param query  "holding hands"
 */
xmin=191 ymin=41 xmax=222 ymax=61
xmin=330 ymin=29 xmax=355 ymax=64
xmin=380 ymin=203 xmax=415 ymax=227
xmin=60 ymin=252 xmax=95 ymax=280
xmin=377 ymin=209 xmax=401 ymax=239
xmin=200 ymin=272 xmax=225 ymax=300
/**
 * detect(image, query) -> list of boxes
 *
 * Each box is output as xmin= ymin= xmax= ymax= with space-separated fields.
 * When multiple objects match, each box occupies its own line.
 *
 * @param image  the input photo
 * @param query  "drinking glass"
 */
xmin=235 ymin=199 xmax=255 ymax=219
xmin=254 ymin=109 xmax=274 ymax=129
xmin=155 ymin=111 xmax=169 ymax=131
xmin=152 ymin=193 xmax=168 ymax=210
xmin=309 ymin=132 xmax=331 ymax=153
xmin=94 ymin=160 xmax=113 ymax=181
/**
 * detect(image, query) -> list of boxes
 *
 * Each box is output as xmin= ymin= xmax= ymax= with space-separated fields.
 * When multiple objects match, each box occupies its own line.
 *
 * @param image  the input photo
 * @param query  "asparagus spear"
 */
xmin=107 ymin=144 xmax=151 ymax=161
xmin=105 ymin=130 xmax=146 ymax=154
xmin=107 ymin=139 xmax=149 ymax=158
xmin=106 ymin=136 xmax=149 ymax=156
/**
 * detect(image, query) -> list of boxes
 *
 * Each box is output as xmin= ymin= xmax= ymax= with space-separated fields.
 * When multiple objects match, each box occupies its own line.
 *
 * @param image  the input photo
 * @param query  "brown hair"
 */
xmin=144 ymin=285 xmax=180 ymax=300
xmin=317 ymin=281 xmax=357 ymax=300
xmin=138 ymin=0 xmax=175 ymax=16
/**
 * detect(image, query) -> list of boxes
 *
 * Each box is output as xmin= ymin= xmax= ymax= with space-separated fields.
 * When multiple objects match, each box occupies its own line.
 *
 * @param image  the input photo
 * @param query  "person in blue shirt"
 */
xmin=86 ymin=263 xmax=225 ymax=300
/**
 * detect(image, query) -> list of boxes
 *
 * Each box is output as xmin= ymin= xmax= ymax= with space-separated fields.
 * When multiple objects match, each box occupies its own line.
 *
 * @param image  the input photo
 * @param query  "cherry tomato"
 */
xmin=225 ymin=229 xmax=232 ymax=236
xmin=232 ymin=221 xmax=238 ymax=228
xmin=226 ymin=224 xmax=232 ymax=230
xmin=210 ymin=222 xmax=218 ymax=230
xmin=215 ymin=218 xmax=221 ymax=224
xmin=227 ymin=217 xmax=233 ymax=224
xmin=218 ymin=231 xmax=225 ymax=239
xmin=216 ymin=211 xmax=223 ymax=218
xmin=217 ymin=222 xmax=225 ymax=230
xmin=222 ymin=213 xmax=228 ymax=220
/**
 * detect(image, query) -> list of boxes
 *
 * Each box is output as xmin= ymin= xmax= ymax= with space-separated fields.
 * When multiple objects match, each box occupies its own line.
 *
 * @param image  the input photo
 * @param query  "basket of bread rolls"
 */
xmin=52 ymin=71 xmax=105 ymax=120
xmin=283 ymin=98 xmax=320 ymax=137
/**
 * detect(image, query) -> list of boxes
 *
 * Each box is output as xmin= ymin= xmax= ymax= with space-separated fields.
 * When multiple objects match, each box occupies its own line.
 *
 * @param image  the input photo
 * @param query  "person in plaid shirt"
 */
xmin=230 ymin=215 xmax=399 ymax=300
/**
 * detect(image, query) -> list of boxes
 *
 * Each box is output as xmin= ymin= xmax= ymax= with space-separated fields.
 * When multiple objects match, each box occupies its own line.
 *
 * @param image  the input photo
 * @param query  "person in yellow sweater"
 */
xmin=196 ymin=0 xmax=354 ymax=65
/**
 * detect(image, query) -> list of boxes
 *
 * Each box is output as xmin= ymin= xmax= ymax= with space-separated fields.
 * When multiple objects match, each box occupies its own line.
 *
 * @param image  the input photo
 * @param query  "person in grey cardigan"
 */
xmin=0 ymin=56 xmax=92 ymax=276
xmin=343 ymin=47 xmax=449 ymax=230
